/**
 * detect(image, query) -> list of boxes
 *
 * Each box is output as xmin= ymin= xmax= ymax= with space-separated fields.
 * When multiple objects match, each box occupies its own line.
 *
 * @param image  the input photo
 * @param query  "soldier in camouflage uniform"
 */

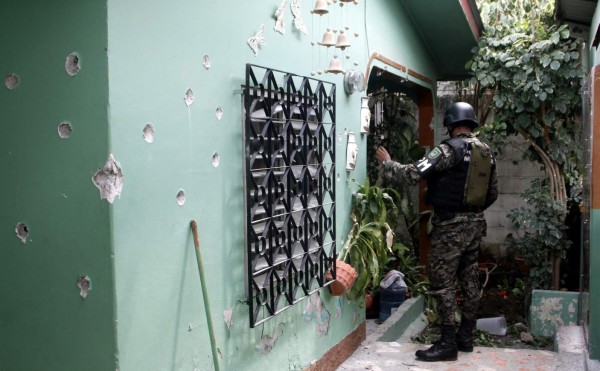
xmin=375 ymin=102 xmax=498 ymax=362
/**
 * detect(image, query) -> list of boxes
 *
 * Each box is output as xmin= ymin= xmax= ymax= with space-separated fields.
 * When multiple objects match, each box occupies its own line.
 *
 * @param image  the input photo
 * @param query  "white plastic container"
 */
xmin=476 ymin=316 xmax=507 ymax=336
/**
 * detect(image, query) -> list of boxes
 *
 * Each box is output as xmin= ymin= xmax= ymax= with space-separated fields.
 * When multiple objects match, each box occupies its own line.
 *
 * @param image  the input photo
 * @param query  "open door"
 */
xmin=364 ymin=59 xmax=434 ymax=266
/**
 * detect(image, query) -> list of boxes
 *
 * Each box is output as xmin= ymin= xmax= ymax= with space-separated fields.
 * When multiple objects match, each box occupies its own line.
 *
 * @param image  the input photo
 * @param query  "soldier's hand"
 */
xmin=375 ymin=146 xmax=391 ymax=165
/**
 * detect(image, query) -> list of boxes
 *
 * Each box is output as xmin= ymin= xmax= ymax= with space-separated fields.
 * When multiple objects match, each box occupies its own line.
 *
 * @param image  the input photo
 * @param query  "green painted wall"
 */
xmin=367 ymin=1 xmax=436 ymax=80
xmin=528 ymin=290 xmax=579 ymax=337
xmin=0 ymin=2 xmax=116 ymax=370
xmin=106 ymin=0 xmax=438 ymax=370
xmin=1 ymin=0 xmax=449 ymax=369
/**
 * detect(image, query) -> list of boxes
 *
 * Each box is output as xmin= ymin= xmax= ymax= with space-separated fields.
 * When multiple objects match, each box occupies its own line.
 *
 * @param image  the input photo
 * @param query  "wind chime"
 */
xmin=310 ymin=0 xmax=359 ymax=75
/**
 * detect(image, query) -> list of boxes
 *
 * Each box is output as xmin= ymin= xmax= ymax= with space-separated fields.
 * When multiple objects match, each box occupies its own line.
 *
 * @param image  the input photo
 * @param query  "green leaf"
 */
xmin=541 ymin=55 xmax=551 ymax=67
xmin=550 ymin=61 xmax=560 ymax=70
xmin=369 ymin=201 xmax=379 ymax=215
xmin=560 ymin=28 xmax=570 ymax=39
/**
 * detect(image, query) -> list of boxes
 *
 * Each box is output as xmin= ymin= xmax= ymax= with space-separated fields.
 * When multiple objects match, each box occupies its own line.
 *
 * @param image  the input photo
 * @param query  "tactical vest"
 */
xmin=426 ymin=136 xmax=492 ymax=211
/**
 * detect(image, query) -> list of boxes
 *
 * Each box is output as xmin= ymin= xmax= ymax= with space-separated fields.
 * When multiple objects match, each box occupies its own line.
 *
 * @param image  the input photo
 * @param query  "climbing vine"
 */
xmin=463 ymin=0 xmax=584 ymax=288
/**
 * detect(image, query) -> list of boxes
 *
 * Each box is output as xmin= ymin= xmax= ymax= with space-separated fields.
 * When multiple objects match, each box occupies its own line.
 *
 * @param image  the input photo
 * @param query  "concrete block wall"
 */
xmin=483 ymin=136 xmax=545 ymax=256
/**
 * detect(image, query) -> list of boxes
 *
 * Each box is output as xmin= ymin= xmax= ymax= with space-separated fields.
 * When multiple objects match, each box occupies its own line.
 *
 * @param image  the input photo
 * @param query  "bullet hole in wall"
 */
xmin=92 ymin=154 xmax=124 ymax=204
xmin=215 ymin=106 xmax=223 ymax=120
xmin=258 ymin=334 xmax=278 ymax=354
xmin=65 ymin=52 xmax=81 ymax=76
xmin=202 ymin=55 xmax=211 ymax=70
xmin=211 ymin=152 xmax=220 ymax=168
xmin=184 ymin=89 xmax=194 ymax=107
xmin=76 ymin=275 xmax=91 ymax=299
xmin=15 ymin=222 xmax=29 ymax=244
xmin=58 ymin=121 xmax=73 ymax=139
xmin=143 ymin=123 xmax=154 ymax=143
xmin=176 ymin=189 xmax=186 ymax=206
xmin=4 ymin=73 xmax=19 ymax=90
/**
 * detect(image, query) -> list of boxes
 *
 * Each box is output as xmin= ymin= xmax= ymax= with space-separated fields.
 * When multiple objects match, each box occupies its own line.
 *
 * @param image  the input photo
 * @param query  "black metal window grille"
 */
xmin=243 ymin=64 xmax=336 ymax=327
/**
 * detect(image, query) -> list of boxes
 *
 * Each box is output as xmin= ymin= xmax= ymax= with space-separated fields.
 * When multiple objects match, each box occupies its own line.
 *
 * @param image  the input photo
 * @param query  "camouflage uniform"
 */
xmin=381 ymin=132 xmax=498 ymax=325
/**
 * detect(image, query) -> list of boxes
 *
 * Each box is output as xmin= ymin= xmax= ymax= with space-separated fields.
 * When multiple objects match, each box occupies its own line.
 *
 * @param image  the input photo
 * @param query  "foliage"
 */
xmin=473 ymin=330 xmax=496 ymax=347
xmin=360 ymin=91 xmax=435 ymax=310
xmin=339 ymin=179 xmax=398 ymax=300
xmin=390 ymin=242 xmax=427 ymax=297
xmin=505 ymin=179 xmax=572 ymax=289
xmin=468 ymin=0 xmax=584 ymax=189
xmin=366 ymin=91 xmax=424 ymax=250
xmin=464 ymin=0 xmax=584 ymax=288
xmin=496 ymin=277 xmax=525 ymax=297
xmin=366 ymin=91 xmax=424 ymax=178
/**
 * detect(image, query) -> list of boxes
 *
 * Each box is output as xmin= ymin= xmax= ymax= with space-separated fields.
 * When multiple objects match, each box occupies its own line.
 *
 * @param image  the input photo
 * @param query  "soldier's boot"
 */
xmin=415 ymin=325 xmax=458 ymax=362
xmin=456 ymin=318 xmax=476 ymax=352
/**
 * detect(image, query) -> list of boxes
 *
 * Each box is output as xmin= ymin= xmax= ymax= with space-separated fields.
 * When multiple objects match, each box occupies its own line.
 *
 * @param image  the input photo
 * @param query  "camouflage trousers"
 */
xmin=428 ymin=212 xmax=487 ymax=326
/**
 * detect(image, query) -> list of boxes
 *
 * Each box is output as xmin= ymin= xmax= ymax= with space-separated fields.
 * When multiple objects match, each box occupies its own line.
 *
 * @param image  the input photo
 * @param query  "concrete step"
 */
xmin=554 ymin=325 xmax=600 ymax=370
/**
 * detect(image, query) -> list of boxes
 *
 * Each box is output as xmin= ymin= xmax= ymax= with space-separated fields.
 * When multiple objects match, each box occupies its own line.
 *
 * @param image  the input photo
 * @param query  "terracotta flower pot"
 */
xmin=365 ymin=292 xmax=374 ymax=310
xmin=326 ymin=259 xmax=358 ymax=296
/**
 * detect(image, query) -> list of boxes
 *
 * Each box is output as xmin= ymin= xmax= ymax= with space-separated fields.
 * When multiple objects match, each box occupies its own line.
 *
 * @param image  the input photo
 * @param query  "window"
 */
xmin=243 ymin=64 xmax=336 ymax=327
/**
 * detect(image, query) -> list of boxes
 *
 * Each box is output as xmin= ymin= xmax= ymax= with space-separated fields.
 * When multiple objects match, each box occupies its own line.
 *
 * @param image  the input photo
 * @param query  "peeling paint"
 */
xmin=65 ymin=52 xmax=81 ymax=76
xmin=303 ymin=292 xmax=330 ymax=336
xmin=92 ymin=154 xmax=124 ymax=203
xmin=223 ymin=308 xmax=233 ymax=330
xmin=5 ymin=73 xmax=19 ymax=90
xmin=143 ymin=123 xmax=154 ymax=143
xmin=76 ymin=275 xmax=91 ymax=299
xmin=538 ymin=297 xmax=564 ymax=327
xmin=215 ymin=106 xmax=223 ymax=120
xmin=176 ymin=190 xmax=186 ymax=206
xmin=211 ymin=152 xmax=220 ymax=168
xmin=184 ymin=88 xmax=194 ymax=107
xmin=335 ymin=297 xmax=342 ymax=318
xmin=530 ymin=291 xmax=580 ymax=337
xmin=15 ymin=222 xmax=29 ymax=244
xmin=58 ymin=121 xmax=72 ymax=139
xmin=258 ymin=334 xmax=278 ymax=354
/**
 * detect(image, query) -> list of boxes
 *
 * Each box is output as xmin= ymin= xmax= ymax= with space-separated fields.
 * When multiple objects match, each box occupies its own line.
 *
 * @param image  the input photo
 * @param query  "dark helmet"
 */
xmin=443 ymin=102 xmax=478 ymax=129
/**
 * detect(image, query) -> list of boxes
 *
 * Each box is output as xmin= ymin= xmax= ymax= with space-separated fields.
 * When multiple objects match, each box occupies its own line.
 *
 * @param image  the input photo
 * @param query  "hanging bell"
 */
xmin=318 ymin=28 xmax=336 ymax=47
xmin=326 ymin=56 xmax=345 ymax=74
xmin=311 ymin=0 xmax=329 ymax=15
xmin=335 ymin=30 xmax=351 ymax=50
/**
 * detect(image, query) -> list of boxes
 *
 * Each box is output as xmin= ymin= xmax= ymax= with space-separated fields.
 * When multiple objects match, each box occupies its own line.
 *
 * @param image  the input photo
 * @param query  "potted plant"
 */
xmin=328 ymin=179 xmax=397 ymax=301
